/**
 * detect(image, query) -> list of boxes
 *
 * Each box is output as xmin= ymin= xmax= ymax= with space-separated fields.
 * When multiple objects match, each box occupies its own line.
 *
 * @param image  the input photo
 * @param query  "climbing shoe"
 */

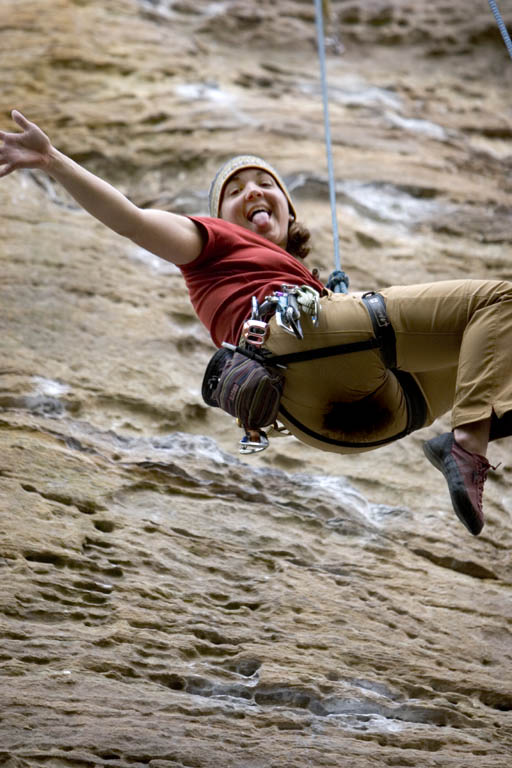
xmin=423 ymin=432 xmax=495 ymax=536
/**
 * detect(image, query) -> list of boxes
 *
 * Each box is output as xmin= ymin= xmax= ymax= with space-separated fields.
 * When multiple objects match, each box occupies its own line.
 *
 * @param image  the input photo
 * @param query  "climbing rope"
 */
xmin=313 ymin=0 xmax=349 ymax=293
xmin=314 ymin=1 xmax=511 ymax=292
xmin=488 ymin=0 xmax=512 ymax=59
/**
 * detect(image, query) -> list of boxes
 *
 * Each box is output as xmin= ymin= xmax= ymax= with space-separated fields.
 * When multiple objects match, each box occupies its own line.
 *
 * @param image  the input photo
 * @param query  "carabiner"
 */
xmin=239 ymin=430 xmax=269 ymax=455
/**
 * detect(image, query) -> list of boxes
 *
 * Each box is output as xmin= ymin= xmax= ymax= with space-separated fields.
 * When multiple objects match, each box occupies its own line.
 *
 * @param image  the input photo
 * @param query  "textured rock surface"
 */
xmin=1 ymin=1 xmax=512 ymax=766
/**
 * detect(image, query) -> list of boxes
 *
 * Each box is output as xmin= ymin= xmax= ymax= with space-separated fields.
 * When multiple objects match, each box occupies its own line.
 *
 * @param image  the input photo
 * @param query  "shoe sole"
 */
xmin=423 ymin=440 xmax=483 ymax=536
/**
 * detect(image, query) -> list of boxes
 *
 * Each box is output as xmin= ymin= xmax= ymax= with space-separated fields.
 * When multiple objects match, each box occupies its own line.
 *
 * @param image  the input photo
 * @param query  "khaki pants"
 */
xmin=265 ymin=280 xmax=512 ymax=454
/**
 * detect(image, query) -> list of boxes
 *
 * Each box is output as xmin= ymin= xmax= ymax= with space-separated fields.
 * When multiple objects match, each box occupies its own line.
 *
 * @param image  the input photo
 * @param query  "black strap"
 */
xmin=279 ymin=369 xmax=427 ymax=449
xmin=230 ymin=291 xmax=393 ymax=368
xmin=361 ymin=291 xmax=397 ymax=369
xmin=269 ymin=337 xmax=380 ymax=367
xmin=394 ymin=368 xmax=428 ymax=434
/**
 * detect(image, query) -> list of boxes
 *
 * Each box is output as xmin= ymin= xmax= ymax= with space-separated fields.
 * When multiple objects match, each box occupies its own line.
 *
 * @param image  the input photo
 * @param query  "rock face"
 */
xmin=2 ymin=1 xmax=512 ymax=766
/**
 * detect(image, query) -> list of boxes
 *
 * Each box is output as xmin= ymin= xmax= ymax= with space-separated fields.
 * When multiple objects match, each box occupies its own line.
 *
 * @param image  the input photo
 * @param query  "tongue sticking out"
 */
xmin=251 ymin=211 xmax=271 ymax=229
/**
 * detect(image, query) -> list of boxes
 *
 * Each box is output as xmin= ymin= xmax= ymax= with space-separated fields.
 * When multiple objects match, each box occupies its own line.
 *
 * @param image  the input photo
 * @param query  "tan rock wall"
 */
xmin=1 ymin=1 xmax=512 ymax=765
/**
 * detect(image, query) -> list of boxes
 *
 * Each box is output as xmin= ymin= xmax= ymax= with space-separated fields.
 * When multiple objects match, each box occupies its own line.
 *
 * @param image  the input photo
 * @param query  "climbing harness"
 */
xmin=488 ymin=0 xmax=512 ymax=59
xmin=361 ymin=291 xmax=396 ymax=369
xmin=202 ymin=290 xmax=427 ymax=454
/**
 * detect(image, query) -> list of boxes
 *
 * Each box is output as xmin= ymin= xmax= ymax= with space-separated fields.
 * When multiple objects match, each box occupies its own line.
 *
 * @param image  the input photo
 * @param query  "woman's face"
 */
xmin=219 ymin=168 xmax=291 ymax=248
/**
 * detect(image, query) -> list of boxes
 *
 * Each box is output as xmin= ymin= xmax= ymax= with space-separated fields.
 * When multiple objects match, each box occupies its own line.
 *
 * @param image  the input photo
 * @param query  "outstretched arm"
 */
xmin=0 ymin=111 xmax=203 ymax=265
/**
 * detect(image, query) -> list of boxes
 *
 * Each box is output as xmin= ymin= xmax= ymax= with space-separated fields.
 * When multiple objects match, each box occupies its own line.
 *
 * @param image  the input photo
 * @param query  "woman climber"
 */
xmin=2 ymin=109 xmax=512 ymax=537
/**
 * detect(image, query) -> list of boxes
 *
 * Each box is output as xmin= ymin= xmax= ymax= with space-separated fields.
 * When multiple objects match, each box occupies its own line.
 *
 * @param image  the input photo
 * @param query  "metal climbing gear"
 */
xmin=296 ymin=285 xmax=321 ymax=325
xmin=259 ymin=284 xmax=305 ymax=339
xmin=242 ymin=296 xmax=269 ymax=347
xmin=235 ymin=285 xmax=318 ymax=452
xmin=239 ymin=430 xmax=269 ymax=455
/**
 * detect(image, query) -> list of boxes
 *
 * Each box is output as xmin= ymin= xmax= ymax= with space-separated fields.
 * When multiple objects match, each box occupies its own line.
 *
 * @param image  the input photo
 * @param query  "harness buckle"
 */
xmin=362 ymin=291 xmax=391 ymax=328
xmin=242 ymin=296 xmax=270 ymax=347
xmin=242 ymin=319 xmax=269 ymax=346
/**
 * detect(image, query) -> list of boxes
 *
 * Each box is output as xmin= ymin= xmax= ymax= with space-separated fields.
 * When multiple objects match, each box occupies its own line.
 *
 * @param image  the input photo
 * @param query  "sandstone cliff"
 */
xmin=1 ymin=1 xmax=512 ymax=766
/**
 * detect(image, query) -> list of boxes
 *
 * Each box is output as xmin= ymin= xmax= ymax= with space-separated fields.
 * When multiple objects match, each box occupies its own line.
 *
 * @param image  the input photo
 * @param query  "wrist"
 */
xmin=46 ymin=146 xmax=66 ymax=177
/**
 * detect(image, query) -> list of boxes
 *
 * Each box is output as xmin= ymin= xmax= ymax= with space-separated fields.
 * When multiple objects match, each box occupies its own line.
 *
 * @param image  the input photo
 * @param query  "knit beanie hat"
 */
xmin=208 ymin=155 xmax=297 ymax=220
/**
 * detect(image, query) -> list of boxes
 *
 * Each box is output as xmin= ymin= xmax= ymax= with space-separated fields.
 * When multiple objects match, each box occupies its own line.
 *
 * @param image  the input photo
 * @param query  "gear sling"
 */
xmin=202 ymin=292 xmax=427 ymax=451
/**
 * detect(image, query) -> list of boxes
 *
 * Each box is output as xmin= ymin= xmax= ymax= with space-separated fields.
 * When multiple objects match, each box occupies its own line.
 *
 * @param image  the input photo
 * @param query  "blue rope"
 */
xmin=314 ymin=0 xmax=349 ymax=293
xmin=488 ymin=0 xmax=512 ymax=59
xmin=313 ymin=1 xmax=509 ymax=295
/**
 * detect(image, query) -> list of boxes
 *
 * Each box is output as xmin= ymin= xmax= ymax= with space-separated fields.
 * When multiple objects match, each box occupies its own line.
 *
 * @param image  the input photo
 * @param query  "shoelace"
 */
xmin=472 ymin=456 xmax=500 ymax=506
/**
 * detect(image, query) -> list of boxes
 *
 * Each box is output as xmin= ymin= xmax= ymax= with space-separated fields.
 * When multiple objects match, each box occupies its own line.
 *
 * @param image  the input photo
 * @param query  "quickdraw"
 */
xmin=250 ymin=284 xmax=321 ymax=341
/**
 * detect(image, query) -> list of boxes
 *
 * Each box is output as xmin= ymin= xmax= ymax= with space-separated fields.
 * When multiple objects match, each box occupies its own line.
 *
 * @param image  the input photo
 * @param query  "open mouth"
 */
xmin=248 ymin=208 xmax=271 ymax=223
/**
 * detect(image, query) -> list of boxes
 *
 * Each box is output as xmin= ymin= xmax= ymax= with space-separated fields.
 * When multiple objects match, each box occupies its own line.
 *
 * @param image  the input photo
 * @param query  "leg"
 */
xmin=381 ymin=279 xmax=512 ymax=534
xmin=453 ymin=416 xmax=491 ymax=456
xmin=381 ymin=279 xmax=512 ymax=429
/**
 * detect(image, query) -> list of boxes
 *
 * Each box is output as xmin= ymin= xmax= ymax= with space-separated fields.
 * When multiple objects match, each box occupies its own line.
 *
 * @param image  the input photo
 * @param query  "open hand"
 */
xmin=0 ymin=110 xmax=52 ymax=178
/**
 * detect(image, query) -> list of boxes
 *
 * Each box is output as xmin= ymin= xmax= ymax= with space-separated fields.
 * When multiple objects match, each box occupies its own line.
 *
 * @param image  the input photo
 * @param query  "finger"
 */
xmin=0 ymin=128 xmax=24 ymax=142
xmin=11 ymin=110 xmax=31 ymax=130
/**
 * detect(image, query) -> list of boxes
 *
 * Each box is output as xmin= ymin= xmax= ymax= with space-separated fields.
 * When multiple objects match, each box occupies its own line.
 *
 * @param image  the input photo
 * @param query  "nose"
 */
xmin=244 ymin=181 xmax=263 ymax=199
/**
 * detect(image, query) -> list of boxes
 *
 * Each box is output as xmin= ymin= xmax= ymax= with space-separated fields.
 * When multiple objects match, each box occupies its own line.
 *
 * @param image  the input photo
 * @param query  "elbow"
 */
xmin=118 ymin=208 xmax=146 ymax=243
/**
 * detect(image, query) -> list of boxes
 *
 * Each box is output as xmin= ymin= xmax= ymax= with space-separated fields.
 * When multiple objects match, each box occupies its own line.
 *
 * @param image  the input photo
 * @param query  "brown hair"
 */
xmin=286 ymin=219 xmax=311 ymax=260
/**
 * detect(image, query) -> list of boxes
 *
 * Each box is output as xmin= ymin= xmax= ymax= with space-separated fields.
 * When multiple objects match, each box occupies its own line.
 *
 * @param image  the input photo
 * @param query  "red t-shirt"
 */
xmin=180 ymin=216 xmax=325 ymax=347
